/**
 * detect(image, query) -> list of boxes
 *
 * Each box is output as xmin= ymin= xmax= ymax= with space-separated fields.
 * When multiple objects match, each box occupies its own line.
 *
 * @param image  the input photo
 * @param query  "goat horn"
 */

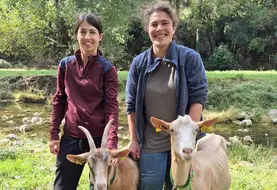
xmin=78 ymin=126 xmax=96 ymax=151
xmin=101 ymin=119 xmax=114 ymax=148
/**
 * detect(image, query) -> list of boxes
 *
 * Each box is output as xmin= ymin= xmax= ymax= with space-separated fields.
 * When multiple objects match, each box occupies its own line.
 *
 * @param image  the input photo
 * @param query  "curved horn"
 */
xmin=101 ymin=119 xmax=114 ymax=148
xmin=78 ymin=126 xmax=96 ymax=151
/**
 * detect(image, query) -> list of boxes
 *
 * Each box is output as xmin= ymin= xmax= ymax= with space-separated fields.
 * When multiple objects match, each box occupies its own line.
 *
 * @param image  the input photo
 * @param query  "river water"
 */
xmin=0 ymin=102 xmax=276 ymax=147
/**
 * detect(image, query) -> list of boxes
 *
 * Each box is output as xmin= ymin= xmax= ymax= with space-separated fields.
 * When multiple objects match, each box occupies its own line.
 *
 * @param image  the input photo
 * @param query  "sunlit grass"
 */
xmin=1 ymin=138 xmax=277 ymax=189
xmin=0 ymin=69 xmax=57 ymax=77
xmin=207 ymin=70 xmax=277 ymax=80
xmin=1 ymin=69 xmax=276 ymax=80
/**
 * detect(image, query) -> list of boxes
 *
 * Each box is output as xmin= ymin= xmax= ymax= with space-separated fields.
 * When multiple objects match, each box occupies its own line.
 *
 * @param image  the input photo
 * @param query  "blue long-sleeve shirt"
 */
xmin=125 ymin=40 xmax=208 ymax=146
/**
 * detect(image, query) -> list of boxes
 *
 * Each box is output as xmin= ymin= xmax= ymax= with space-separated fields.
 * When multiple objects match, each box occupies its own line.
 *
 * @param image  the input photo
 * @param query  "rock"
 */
xmin=31 ymin=116 xmax=39 ymax=124
xmin=0 ymin=139 xmax=10 ymax=145
xmin=118 ymin=126 xmax=124 ymax=130
xmin=34 ymin=112 xmax=42 ymax=117
xmin=268 ymin=109 xmax=277 ymax=118
xmin=19 ymin=124 xmax=31 ymax=132
xmin=238 ymin=161 xmax=253 ymax=167
xmin=243 ymin=129 xmax=250 ymax=133
xmin=6 ymin=134 xmax=19 ymax=140
xmin=238 ymin=119 xmax=252 ymax=127
xmin=7 ymin=120 xmax=15 ymax=125
xmin=228 ymin=136 xmax=241 ymax=144
xmin=1 ymin=115 xmax=8 ymax=120
xmin=237 ymin=112 xmax=252 ymax=120
xmin=272 ymin=118 xmax=277 ymax=125
xmin=22 ymin=117 xmax=30 ymax=124
xmin=243 ymin=135 xmax=253 ymax=143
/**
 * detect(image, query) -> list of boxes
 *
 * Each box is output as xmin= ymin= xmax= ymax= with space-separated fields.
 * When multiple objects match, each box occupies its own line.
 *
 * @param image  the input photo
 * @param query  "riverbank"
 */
xmin=0 ymin=131 xmax=277 ymax=189
xmin=1 ymin=70 xmax=277 ymax=189
xmin=1 ymin=70 xmax=277 ymax=124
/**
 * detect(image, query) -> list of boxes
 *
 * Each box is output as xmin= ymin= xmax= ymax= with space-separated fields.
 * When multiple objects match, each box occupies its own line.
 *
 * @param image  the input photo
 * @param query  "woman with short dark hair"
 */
xmin=126 ymin=1 xmax=208 ymax=189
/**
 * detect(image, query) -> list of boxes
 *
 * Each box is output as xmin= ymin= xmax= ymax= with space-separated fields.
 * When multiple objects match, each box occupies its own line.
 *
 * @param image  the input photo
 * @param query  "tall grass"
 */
xmin=1 ymin=138 xmax=277 ymax=189
xmin=228 ymin=144 xmax=277 ymax=190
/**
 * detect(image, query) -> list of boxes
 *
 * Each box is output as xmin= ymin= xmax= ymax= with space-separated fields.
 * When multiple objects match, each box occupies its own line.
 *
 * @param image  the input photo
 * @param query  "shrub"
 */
xmin=0 ymin=91 xmax=14 ymax=101
xmin=17 ymin=94 xmax=47 ymax=104
xmin=0 ymin=59 xmax=12 ymax=68
xmin=207 ymin=45 xmax=236 ymax=71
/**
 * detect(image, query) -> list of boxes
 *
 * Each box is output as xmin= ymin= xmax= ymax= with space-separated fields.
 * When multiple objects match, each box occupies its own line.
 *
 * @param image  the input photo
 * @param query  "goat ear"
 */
xmin=150 ymin=117 xmax=170 ymax=132
xmin=197 ymin=118 xmax=218 ymax=132
xmin=109 ymin=148 xmax=130 ymax=160
xmin=66 ymin=153 xmax=89 ymax=165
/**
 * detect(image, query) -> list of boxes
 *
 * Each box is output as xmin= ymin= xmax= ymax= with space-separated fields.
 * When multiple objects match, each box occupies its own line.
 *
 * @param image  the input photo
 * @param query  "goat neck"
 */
xmin=107 ymin=163 xmax=117 ymax=188
xmin=171 ymin=149 xmax=191 ymax=188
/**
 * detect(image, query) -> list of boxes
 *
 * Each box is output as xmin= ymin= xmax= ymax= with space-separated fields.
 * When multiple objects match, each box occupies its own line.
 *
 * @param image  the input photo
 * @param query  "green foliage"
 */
xmin=0 ymin=149 xmax=17 ymax=160
xmin=0 ymin=59 xmax=12 ymax=68
xmin=248 ymin=37 xmax=265 ymax=53
xmin=0 ymin=91 xmax=14 ymax=101
xmin=228 ymin=144 xmax=277 ymax=190
xmin=207 ymin=77 xmax=277 ymax=120
xmin=17 ymin=94 xmax=47 ymax=104
xmin=0 ymin=0 xmax=277 ymax=70
xmin=207 ymin=44 xmax=236 ymax=70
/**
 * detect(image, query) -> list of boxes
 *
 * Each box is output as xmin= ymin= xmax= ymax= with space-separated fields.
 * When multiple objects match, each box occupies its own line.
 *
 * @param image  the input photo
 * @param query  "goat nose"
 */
xmin=96 ymin=183 xmax=107 ymax=190
xmin=183 ymin=148 xmax=193 ymax=154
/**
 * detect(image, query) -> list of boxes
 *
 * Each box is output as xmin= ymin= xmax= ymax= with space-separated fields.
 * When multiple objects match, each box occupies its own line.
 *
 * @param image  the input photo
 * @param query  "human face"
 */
xmin=148 ymin=11 xmax=176 ymax=51
xmin=76 ymin=20 xmax=103 ymax=56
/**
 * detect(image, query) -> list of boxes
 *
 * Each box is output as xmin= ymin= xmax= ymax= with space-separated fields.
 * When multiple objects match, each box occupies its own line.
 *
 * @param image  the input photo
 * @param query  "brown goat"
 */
xmin=66 ymin=120 xmax=139 ymax=190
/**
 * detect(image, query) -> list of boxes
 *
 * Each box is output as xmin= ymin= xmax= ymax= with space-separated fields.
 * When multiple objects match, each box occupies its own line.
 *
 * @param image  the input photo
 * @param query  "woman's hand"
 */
xmin=49 ymin=140 xmax=60 ymax=155
xmin=129 ymin=139 xmax=140 ymax=160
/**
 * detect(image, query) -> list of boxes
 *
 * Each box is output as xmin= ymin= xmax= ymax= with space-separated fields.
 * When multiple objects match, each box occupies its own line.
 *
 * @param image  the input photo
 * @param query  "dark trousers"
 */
xmin=53 ymin=135 xmax=102 ymax=190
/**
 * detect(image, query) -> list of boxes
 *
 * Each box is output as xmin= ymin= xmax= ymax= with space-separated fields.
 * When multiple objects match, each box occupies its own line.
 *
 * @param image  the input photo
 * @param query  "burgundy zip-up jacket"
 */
xmin=50 ymin=50 xmax=118 ymax=149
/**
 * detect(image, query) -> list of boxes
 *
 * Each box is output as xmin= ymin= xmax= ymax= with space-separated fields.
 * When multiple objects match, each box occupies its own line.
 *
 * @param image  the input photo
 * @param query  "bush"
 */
xmin=17 ymin=94 xmax=47 ymax=104
xmin=0 ymin=59 xmax=12 ymax=68
xmin=0 ymin=91 xmax=14 ymax=101
xmin=207 ymin=45 xmax=236 ymax=71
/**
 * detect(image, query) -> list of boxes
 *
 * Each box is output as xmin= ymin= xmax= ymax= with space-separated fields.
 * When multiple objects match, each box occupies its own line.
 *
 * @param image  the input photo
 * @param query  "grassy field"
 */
xmin=1 ymin=69 xmax=277 ymax=80
xmin=1 ymin=69 xmax=277 ymax=189
xmin=1 ymin=138 xmax=277 ymax=189
xmin=0 ymin=69 xmax=57 ymax=77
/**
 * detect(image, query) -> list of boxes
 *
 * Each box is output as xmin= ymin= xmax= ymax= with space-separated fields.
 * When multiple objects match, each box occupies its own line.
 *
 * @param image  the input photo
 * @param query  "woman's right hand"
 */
xmin=129 ymin=139 xmax=140 ymax=160
xmin=49 ymin=140 xmax=60 ymax=155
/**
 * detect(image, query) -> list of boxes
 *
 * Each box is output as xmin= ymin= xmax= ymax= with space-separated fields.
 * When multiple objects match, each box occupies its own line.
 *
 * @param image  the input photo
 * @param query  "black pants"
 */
xmin=53 ymin=135 xmax=102 ymax=190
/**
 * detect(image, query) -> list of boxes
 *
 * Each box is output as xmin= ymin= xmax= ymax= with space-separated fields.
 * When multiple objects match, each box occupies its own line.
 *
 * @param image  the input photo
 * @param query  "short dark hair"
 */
xmin=74 ymin=13 xmax=102 ymax=35
xmin=143 ymin=1 xmax=177 ymax=31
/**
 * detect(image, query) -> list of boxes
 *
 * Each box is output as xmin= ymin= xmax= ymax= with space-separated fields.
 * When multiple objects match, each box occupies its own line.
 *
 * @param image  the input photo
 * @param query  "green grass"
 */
xmin=207 ymin=70 xmax=277 ymax=80
xmin=0 ymin=138 xmax=91 ymax=190
xmin=1 ymin=69 xmax=276 ymax=80
xmin=1 ymin=138 xmax=276 ymax=189
xmin=228 ymin=144 xmax=277 ymax=190
xmin=0 ymin=69 xmax=57 ymax=77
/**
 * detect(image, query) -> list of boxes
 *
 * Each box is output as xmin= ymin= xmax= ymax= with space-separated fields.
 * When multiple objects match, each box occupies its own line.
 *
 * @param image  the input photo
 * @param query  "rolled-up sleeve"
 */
xmin=126 ymin=58 xmax=138 ymax=114
xmin=185 ymin=53 xmax=208 ymax=107
xmin=104 ymin=66 xmax=119 ymax=149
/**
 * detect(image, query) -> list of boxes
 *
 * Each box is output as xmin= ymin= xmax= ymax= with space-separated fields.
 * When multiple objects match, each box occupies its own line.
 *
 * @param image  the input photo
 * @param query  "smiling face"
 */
xmin=76 ymin=20 xmax=103 ymax=56
xmin=148 ymin=11 xmax=176 ymax=52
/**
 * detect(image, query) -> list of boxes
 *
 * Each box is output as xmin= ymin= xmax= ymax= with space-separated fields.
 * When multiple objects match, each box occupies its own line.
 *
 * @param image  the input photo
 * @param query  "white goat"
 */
xmin=66 ymin=120 xmax=139 ymax=190
xmin=150 ymin=115 xmax=231 ymax=190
